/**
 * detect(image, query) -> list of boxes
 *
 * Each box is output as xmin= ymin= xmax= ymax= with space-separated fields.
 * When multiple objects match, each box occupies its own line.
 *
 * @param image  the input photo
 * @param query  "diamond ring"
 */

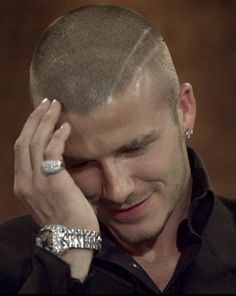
xmin=41 ymin=160 xmax=65 ymax=175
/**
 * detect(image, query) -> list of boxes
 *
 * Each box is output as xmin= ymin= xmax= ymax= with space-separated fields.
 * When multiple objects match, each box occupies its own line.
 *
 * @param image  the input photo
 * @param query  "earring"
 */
xmin=185 ymin=128 xmax=193 ymax=139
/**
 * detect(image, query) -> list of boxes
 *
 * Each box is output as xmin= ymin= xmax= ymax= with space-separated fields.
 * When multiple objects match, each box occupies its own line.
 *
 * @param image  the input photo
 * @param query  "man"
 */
xmin=0 ymin=4 xmax=235 ymax=294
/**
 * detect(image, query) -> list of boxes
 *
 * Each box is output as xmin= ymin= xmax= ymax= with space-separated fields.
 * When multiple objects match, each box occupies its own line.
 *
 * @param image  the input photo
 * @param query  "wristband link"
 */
xmin=36 ymin=224 xmax=102 ymax=257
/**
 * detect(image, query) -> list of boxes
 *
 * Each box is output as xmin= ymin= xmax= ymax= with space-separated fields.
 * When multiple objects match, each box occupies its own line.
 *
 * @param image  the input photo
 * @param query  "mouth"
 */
xmin=110 ymin=192 xmax=154 ymax=223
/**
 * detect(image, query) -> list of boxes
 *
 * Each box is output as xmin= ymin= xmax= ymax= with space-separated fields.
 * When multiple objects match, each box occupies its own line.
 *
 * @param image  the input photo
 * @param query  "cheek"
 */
xmin=136 ymin=144 xmax=180 ymax=182
xmin=135 ymin=151 xmax=167 ymax=179
xmin=69 ymin=168 xmax=102 ymax=198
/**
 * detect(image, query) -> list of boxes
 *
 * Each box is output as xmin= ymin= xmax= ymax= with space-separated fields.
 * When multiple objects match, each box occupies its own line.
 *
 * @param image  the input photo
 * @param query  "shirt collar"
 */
xmin=188 ymin=147 xmax=212 ymax=199
xmin=174 ymin=148 xmax=214 ymax=254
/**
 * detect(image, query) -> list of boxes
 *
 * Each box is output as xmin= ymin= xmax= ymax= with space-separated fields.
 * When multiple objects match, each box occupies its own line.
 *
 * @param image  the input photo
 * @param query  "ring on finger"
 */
xmin=41 ymin=160 xmax=65 ymax=175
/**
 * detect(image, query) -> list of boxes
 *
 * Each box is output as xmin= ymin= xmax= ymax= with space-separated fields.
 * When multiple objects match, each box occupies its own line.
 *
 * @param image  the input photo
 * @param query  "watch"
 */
xmin=36 ymin=224 xmax=102 ymax=257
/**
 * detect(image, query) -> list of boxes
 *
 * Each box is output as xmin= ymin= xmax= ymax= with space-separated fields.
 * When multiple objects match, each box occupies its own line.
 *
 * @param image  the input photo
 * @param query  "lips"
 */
xmin=110 ymin=192 xmax=153 ymax=222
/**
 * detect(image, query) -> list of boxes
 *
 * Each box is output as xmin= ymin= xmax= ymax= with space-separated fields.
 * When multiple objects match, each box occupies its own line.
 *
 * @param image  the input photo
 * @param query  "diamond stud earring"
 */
xmin=185 ymin=128 xmax=193 ymax=139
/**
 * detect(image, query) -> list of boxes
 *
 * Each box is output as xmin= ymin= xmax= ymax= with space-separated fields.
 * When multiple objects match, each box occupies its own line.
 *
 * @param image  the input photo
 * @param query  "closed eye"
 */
xmin=117 ymin=130 xmax=159 ymax=157
xmin=122 ymin=145 xmax=147 ymax=156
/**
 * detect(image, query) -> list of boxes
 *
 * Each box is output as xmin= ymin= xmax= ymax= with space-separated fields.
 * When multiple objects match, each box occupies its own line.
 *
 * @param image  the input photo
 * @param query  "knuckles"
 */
xmin=14 ymin=177 xmax=47 ymax=202
xmin=29 ymin=139 xmax=40 ymax=152
xmin=14 ymin=138 xmax=24 ymax=152
xmin=14 ymin=180 xmax=32 ymax=201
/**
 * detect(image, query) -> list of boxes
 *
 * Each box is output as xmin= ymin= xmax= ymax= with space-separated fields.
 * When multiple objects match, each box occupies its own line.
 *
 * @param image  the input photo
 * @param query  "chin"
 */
xmin=111 ymin=207 xmax=174 ymax=246
xmin=109 ymin=219 xmax=165 ymax=246
xmin=123 ymin=231 xmax=162 ymax=245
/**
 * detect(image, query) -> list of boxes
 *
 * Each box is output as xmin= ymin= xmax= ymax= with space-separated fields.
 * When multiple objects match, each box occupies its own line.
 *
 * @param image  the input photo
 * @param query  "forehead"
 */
xmin=59 ymin=71 xmax=170 ymax=155
xmin=60 ymin=69 xmax=165 ymax=128
xmin=61 ymin=81 xmax=164 ymax=132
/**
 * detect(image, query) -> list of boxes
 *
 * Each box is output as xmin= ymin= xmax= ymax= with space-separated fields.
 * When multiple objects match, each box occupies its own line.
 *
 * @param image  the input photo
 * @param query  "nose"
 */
xmin=101 ymin=160 xmax=134 ymax=204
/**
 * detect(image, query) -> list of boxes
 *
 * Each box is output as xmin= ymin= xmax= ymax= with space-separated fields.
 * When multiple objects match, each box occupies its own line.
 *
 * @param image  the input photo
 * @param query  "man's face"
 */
xmin=60 ymin=73 xmax=194 ymax=246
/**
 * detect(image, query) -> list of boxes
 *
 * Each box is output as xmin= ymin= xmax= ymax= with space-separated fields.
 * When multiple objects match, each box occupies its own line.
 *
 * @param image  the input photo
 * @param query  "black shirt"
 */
xmin=78 ymin=147 xmax=214 ymax=294
xmin=0 ymin=148 xmax=236 ymax=294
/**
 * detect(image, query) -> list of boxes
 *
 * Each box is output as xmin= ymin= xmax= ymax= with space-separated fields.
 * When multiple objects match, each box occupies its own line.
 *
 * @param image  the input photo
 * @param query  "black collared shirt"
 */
xmin=1 ymin=148 xmax=236 ymax=294
xmin=80 ymin=147 xmax=215 ymax=294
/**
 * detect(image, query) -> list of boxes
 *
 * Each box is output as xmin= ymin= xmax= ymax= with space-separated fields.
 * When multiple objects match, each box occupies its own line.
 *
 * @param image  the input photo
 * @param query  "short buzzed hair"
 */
xmin=30 ymin=4 xmax=180 ymax=114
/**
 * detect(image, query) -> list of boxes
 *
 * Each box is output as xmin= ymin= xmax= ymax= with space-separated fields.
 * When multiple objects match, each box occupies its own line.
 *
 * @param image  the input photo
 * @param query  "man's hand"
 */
xmin=14 ymin=98 xmax=99 ymax=281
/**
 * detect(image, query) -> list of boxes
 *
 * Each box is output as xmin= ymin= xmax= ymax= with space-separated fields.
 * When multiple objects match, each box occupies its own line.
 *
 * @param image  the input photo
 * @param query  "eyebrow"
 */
xmin=63 ymin=130 xmax=160 ymax=164
xmin=116 ymin=130 xmax=160 ymax=153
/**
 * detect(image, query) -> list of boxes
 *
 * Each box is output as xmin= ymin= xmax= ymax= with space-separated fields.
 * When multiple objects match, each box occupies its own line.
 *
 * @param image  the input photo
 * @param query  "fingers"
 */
xmin=44 ymin=122 xmax=71 ymax=161
xmin=14 ymin=98 xmax=51 ymax=180
xmin=14 ymin=99 xmax=51 ymax=204
xmin=14 ymin=98 xmax=71 ymax=199
xmin=30 ymin=100 xmax=62 ymax=174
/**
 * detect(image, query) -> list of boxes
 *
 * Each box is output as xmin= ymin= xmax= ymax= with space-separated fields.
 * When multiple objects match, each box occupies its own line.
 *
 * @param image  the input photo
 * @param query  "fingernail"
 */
xmin=41 ymin=98 xmax=49 ymax=104
xmin=52 ymin=99 xmax=57 ymax=104
xmin=60 ymin=122 xmax=69 ymax=129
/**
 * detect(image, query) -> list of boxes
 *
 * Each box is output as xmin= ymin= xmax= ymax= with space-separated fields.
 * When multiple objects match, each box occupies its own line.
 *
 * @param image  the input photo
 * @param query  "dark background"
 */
xmin=0 ymin=0 xmax=235 ymax=224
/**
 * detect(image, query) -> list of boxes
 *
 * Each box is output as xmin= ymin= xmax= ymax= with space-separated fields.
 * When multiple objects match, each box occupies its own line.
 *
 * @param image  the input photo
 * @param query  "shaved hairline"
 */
xmin=30 ymin=4 xmax=180 ymax=117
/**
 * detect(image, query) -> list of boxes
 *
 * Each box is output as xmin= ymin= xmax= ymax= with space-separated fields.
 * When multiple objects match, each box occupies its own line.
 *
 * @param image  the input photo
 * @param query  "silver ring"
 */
xmin=41 ymin=160 xmax=65 ymax=175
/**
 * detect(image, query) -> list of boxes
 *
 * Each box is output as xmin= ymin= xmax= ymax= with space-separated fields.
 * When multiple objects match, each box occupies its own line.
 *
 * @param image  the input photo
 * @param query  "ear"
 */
xmin=177 ymin=83 xmax=196 ymax=135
